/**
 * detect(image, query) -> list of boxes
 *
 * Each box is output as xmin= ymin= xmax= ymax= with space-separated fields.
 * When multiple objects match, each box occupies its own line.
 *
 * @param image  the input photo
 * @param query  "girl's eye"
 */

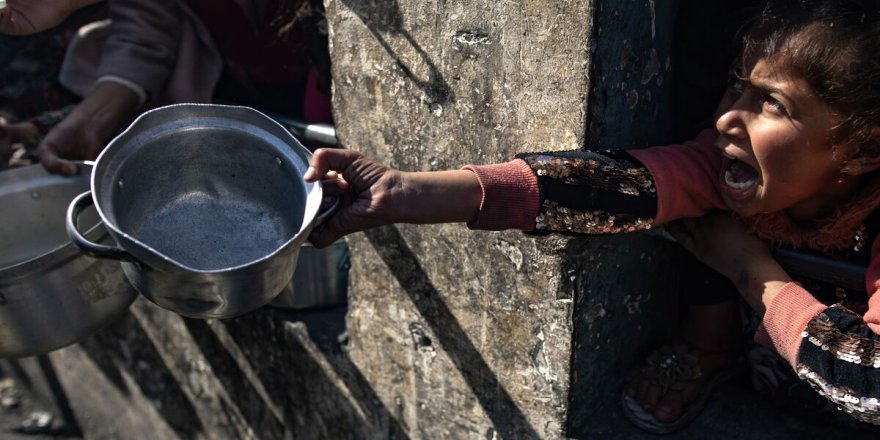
xmin=760 ymin=93 xmax=788 ymax=115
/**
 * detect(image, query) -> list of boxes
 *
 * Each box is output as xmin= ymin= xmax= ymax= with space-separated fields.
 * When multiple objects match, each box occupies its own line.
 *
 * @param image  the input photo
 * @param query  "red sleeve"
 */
xmin=461 ymin=160 xmax=540 ymax=231
xmin=627 ymin=129 xmax=727 ymax=225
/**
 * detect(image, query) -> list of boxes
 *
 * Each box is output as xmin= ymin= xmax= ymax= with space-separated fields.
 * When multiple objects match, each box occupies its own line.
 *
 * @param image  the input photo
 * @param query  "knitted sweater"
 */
xmin=462 ymin=129 xmax=880 ymax=424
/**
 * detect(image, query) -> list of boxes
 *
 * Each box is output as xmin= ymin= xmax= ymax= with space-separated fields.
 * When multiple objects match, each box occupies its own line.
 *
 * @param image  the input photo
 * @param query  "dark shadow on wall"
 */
xmin=78 ymin=312 xmax=205 ymax=440
xmin=221 ymin=307 xmax=411 ymax=439
xmin=78 ymin=306 xmax=409 ymax=439
xmin=364 ymin=225 xmax=541 ymax=440
xmin=338 ymin=0 xmax=453 ymax=106
xmin=671 ymin=0 xmax=763 ymax=141
xmin=182 ymin=318 xmax=287 ymax=439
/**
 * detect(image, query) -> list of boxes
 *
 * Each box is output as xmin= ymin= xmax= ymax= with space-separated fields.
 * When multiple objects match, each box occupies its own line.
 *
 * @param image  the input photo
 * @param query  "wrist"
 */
xmin=87 ymin=81 xmax=142 ymax=112
xmin=740 ymin=256 xmax=791 ymax=315
xmin=70 ymin=82 xmax=142 ymax=139
xmin=394 ymin=169 xmax=482 ymax=224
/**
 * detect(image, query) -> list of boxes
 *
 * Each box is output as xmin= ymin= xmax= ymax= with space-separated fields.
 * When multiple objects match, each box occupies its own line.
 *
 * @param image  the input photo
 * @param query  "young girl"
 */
xmin=304 ymin=0 xmax=880 ymax=433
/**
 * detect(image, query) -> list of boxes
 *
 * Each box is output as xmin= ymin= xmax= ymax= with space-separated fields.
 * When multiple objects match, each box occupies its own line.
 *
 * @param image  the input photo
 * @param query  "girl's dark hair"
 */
xmin=742 ymin=0 xmax=880 ymax=148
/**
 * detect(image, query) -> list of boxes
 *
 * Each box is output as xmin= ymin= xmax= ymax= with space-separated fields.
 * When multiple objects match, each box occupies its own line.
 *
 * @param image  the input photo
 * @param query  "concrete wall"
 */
xmin=327 ymin=0 xmax=592 ymax=438
xmin=327 ymin=0 xmax=683 ymax=438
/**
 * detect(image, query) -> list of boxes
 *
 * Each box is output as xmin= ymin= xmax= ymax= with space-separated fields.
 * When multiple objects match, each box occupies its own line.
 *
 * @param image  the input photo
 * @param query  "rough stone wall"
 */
xmin=326 ymin=0 xmax=592 ymax=438
xmin=328 ymin=0 xmax=685 ymax=438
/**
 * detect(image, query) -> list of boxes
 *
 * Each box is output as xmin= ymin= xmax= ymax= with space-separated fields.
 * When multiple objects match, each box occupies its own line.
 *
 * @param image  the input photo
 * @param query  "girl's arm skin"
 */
xmin=666 ymin=211 xmax=792 ymax=316
xmin=304 ymin=148 xmax=483 ymax=247
xmin=0 ymin=0 xmax=103 ymax=35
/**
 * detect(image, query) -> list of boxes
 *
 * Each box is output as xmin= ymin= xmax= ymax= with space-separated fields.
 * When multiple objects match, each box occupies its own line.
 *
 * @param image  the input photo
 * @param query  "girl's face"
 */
xmin=713 ymin=57 xmax=852 ymax=221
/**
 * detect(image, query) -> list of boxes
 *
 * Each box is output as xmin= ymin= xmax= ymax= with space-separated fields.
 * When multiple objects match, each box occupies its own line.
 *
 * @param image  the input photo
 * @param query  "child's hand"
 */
xmin=667 ymin=211 xmax=791 ymax=314
xmin=304 ymin=148 xmax=405 ymax=247
xmin=667 ymin=211 xmax=773 ymax=289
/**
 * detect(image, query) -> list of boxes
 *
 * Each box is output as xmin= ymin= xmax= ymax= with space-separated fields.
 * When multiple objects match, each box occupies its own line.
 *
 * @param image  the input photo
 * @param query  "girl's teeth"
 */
xmin=723 ymin=158 xmax=759 ymax=190
xmin=724 ymin=170 xmax=756 ymax=189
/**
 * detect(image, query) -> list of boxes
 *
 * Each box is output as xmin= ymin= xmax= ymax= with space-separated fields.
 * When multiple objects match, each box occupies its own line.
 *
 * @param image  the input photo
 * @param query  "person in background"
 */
xmin=0 ymin=0 xmax=332 ymax=175
xmin=0 ymin=0 xmax=103 ymax=36
xmin=0 ymin=2 xmax=105 ymax=169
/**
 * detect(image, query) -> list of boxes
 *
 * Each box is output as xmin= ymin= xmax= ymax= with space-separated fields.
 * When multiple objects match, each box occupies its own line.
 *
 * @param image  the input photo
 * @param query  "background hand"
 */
xmin=38 ymin=81 xmax=140 ymax=175
xmin=0 ymin=118 xmax=39 ymax=168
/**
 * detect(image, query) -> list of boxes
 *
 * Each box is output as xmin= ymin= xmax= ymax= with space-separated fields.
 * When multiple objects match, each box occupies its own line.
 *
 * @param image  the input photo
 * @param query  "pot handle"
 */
xmin=66 ymin=191 xmax=132 ymax=261
xmin=314 ymin=196 xmax=342 ymax=227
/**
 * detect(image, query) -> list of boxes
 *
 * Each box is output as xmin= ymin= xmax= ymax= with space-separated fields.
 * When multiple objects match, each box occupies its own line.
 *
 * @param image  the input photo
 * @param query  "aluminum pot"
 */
xmin=0 ymin=164 xmax=137 ymax=358
xmin=269 ymin=240 xmax=350 ymax=310
xmin=66 ymin=104 xmax=335 ymax=319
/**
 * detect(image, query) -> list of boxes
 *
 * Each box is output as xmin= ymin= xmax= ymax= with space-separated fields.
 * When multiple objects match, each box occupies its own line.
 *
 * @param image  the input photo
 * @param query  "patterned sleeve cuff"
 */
xmin=460 ymin=159 xmax=540 ymax=231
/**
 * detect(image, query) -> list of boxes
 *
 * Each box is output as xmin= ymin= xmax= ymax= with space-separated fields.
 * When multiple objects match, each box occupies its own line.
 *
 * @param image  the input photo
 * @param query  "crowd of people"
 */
xmin=2 ymin=0 xmax=880 ymax=436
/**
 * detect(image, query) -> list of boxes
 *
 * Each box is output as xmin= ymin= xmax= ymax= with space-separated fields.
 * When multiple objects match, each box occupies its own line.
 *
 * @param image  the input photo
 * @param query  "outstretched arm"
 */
xmin=304 ymin=148 xmax=483 ymax=247
xmin=305 ymin=131 xmax=726 ymax=244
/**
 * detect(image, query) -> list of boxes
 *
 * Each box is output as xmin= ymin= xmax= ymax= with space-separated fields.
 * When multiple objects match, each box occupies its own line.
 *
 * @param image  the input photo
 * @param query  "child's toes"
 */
xmin=639 ymin=383 xmax=663 ymax=409
xmin=653 ymin=390 xmax=686 ymax=423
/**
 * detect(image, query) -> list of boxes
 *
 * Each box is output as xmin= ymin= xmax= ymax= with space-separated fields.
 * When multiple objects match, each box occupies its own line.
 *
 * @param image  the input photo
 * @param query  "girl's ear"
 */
xmin=841 ymin=127 xmax=880 ymax=176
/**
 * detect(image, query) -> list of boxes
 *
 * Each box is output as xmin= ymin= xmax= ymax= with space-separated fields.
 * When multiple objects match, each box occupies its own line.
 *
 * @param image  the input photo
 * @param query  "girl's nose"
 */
xmin=715 ymin=95 xmax=748 ymax=140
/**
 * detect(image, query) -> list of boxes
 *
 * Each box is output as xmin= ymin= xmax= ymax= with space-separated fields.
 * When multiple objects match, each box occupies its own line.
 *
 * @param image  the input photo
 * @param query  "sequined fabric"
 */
xmin=536 ymin=201 xmax=653 ymax=234
xmin=797 ymin=304 xmax=880 ymax=425
xmin=803 ymin=307 xmax=880 ymax=368
xmin=797 ymin=363 xmax=880 ymax=425
xmin=516 ymin=150 xmax=657 ymax=235
xmin=520 ymin=153 xmax=656 ymax=196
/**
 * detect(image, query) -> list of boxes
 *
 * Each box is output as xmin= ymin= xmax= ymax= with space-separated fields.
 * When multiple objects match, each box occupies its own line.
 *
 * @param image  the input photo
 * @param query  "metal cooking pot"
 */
xmin=66 ymin=104 xmax=335 ymax=319
xmin=0 ymin=164 xmax=137 ymax=358
xmin=269 ymin=240 xmax=350 ymax=310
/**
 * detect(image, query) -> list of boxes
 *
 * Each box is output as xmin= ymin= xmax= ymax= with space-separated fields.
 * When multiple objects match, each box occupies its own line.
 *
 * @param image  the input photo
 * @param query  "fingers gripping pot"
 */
xmin=66 ymin=104 xmax=337 ymax=319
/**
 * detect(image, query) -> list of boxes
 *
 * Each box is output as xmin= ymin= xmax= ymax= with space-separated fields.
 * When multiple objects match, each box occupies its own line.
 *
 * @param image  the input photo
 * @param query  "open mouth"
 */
xmin=720 ymin=156 xmax=759 ymax=200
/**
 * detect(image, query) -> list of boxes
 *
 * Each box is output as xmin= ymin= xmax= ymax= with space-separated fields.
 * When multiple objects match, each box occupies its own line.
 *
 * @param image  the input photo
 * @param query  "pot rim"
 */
xmin=0 ymin=163 xmax=107 ymax=284
xmin=89 ymin=103 xmax=324 ymax=274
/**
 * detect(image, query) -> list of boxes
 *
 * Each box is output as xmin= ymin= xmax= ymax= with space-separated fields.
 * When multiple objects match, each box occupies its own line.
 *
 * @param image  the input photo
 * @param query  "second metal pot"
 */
xmin=269 ymin=240 xmax=350 ymax=310
xmin=0 ymin=164 xmax=136 ymax=358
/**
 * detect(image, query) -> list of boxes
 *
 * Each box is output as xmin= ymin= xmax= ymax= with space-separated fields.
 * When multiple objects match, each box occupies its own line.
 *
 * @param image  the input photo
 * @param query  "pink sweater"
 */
xmin=464 ymin=131 xmax=880 ymax=368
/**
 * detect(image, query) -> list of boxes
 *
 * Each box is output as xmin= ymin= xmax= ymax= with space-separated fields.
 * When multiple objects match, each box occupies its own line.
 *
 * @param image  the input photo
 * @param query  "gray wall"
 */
xmin=327 ymin=0 xmax=683 ymax=438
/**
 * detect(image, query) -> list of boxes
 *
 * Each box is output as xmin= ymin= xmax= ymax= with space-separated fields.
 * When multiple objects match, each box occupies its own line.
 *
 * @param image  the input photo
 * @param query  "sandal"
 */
xmin=621 ymin=343 xmax=745 ymax=435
